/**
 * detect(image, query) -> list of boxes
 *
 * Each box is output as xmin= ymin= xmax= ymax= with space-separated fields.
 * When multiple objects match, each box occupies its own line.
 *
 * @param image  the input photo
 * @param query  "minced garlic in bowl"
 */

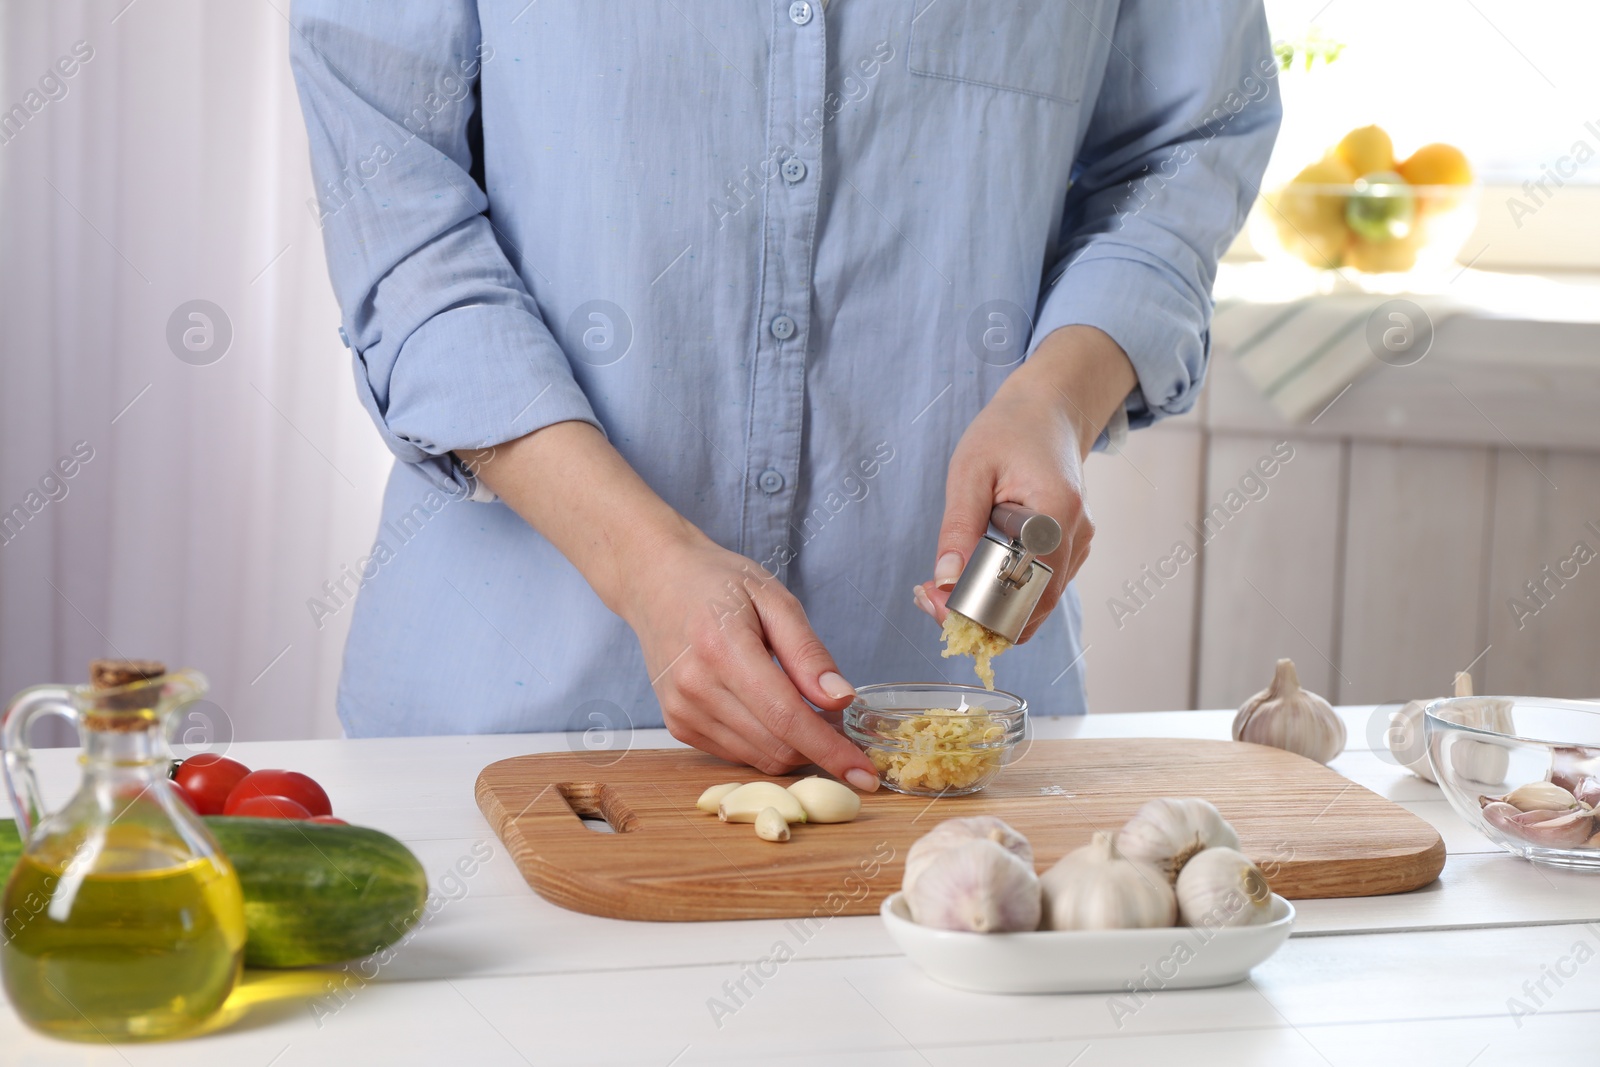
xmin=844 ymin=683 xmax=1028 ymax=797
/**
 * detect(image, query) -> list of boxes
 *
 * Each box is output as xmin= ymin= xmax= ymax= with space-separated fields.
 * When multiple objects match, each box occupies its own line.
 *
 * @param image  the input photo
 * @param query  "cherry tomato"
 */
xmin=308 ymin=815 xmax=347 ymax=826
xmin=225 ymin=770 xmax=332 ymax=817
xmin=168 ymin=781 xmax=200 ymax=813
xmin=174 ymin=754 xmax=252 ymax=815
xmin=228 ymin=794 xmax=313 ymax=820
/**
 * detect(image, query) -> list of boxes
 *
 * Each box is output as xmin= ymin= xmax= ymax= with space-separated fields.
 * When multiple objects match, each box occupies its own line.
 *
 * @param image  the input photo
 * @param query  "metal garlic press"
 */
xmin=944 ymin=504 xmax=1062 ymax=643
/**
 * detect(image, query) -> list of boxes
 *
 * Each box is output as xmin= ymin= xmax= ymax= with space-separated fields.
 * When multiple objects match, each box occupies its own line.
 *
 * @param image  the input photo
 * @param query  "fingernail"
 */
xmin=846 ymin=768 xmax=880 ymax=792
xmin=819 ymin=671 xmax=855 ymax=701
xmin=912 ymin=584 xmax=935 ymax=619
xmin=934 ymin=552 xmax=963 ymax=590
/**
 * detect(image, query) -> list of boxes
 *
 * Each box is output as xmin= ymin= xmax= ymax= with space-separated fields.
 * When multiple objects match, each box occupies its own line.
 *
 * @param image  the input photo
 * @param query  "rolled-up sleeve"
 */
xmin=1029 ymin=0 xmax=1281 ymax=430
xmin=290 ymin=1 xmax=599 ymax=494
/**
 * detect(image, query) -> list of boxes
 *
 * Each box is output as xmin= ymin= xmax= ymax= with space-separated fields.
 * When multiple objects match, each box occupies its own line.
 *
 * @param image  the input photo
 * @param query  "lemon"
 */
xmin=1272 ymin=157 xmax=1356 ymax=268
xmin=1347 ymin=230 xmax=1422 ymax=273
xmin=1397 ymin=142 xmax=1473 ymax=187
xmin=1291 ymin=156 xmax=1357 ymax=187
xmin=1334 ymin=125 xmax=1395 ymax=177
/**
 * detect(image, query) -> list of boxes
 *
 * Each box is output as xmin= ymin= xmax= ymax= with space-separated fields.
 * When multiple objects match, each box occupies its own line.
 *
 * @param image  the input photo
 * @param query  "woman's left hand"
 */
xmin=915 ymin=324 xmax=1137 ymax=643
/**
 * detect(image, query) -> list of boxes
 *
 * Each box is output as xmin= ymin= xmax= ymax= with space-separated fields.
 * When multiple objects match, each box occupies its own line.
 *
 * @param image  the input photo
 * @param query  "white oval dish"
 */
xmin=880 ymin=891 xmax=1295 ymax=994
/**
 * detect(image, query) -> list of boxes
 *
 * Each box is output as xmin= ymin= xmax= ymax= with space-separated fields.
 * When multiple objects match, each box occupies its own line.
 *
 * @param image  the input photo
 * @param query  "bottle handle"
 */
xmin=2 ymin=685 xmax=80 ymax=839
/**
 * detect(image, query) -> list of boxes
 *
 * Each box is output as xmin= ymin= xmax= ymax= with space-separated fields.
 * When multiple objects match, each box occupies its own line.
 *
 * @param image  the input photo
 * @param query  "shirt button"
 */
xmin=337 ymin=325 xmax=350 ymax=348
xmin=781 ymin=157 xmax=807 ymax=184
xmin=757 ymin=468 xmax=786 ymax=494
xmin=789 ymin=1 xmax=813 ymax=25
xmin=770 ymin=314 xmax=796 ymax=340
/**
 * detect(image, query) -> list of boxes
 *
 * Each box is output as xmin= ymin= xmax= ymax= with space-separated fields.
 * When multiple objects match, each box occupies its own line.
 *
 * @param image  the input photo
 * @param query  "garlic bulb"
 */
xmin=1232 ymin=658 xmax=1346 ymax=764
xmin=1039 ymin=831 xmax=1175 ymax=931
xmin=1389 ymin=672 xmax=1511 ymax=784
xmin=902 ymin=838 xmax=1042 ymax=933
xmin=1174 ymin=847 xmax=1274 ymax=928
xmin=1115 ymin=798 xmax=1241 ymax=884
xmin=903 ymin=816 xmax=1032 ymax=895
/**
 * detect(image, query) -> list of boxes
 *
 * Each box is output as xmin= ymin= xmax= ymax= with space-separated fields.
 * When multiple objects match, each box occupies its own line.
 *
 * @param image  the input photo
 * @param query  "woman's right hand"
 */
xmin=619 ymin=531 xmax=880 ymax=789
xmin=463 ymin=422 xmax=878 ymax=790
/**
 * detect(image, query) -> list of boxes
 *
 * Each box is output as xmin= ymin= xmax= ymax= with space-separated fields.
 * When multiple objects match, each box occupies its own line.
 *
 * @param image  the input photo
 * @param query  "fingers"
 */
xmin=934 ymin=455 xmax=996 ymax=591
xmin=658 ymin=645 xmax=806 ymax=770
xmin=920 ymin=506 xmax=1093 ymax=645
xmin=752 ymin=583 xmax=856 ymax=711
xmin=914 ymin=581 xmax=950 ymax=624
xmin=663 ymin=690 xmax=805 ymax=776
xmin=720 ymin=623 xmax=880 ymax=791
xmin=1018 ymin=509 xmax=1094 ymax=643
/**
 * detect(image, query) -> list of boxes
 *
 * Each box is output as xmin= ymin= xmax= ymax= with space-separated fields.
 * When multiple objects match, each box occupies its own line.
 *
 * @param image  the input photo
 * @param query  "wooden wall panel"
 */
xmin=1483 ymin=450 xmax=1600 ymax=699
xmin=1338 ymin=442 xmax=1492 ymax=704
xmin=1074 ymin=424 xmax=1203 ymax=712
xmin=1197 ymin=435 xmax=1344 ymax=709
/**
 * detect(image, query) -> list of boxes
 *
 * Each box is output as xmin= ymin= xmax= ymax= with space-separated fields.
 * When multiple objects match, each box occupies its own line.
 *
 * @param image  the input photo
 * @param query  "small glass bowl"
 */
xmin=844 ymin=683 xmax=1027 ymax=797
xmin=1426 ymin=697 xmax=1600 ymax=871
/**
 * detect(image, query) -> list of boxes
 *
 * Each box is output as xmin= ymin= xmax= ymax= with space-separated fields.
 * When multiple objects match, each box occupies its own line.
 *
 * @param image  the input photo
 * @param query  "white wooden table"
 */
xmin=5 ymin=708 xmax=1598 ymax=1066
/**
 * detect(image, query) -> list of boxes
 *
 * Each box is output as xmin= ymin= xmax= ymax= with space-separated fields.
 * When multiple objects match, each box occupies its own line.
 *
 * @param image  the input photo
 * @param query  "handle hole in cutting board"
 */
xmin=557 ymin=782 xmax=639 ymax=834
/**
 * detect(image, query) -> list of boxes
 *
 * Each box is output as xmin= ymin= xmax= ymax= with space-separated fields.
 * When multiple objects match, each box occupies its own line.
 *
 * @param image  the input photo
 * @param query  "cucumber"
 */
xmin=0 ymin=816 xmax=427 ymax=969
xmin=0 ymin=819 xmax=18 ymax=885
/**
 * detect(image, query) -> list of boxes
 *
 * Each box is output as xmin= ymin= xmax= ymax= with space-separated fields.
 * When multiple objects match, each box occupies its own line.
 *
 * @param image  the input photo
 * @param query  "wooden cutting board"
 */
xmin=475 ymin=739 xmax=1445 ymax=922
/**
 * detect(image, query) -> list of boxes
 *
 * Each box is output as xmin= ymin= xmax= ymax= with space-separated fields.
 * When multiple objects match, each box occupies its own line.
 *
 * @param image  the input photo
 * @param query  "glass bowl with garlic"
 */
xmin=843 ymin=683 xmax=1027 ymax=797
xmin=1426 ymin=697 xmax=1600 ymax=870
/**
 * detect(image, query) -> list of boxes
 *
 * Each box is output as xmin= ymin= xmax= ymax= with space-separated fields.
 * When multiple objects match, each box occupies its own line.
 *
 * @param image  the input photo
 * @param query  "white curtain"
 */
xmin=0 ymin=1 xmax=391 ymax=742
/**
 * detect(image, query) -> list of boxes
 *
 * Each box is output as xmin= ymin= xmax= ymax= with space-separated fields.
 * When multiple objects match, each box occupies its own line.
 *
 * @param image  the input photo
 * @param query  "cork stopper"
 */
xmin=86 ymin=658 xmax=168 ymax=725
xmin=89 ymin=659 xmax=167 ymax=691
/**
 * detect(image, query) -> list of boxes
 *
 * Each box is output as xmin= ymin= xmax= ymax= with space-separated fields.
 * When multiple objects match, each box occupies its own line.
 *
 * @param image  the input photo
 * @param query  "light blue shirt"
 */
xmin=289 ymin=0 xmax=1279 ymax=736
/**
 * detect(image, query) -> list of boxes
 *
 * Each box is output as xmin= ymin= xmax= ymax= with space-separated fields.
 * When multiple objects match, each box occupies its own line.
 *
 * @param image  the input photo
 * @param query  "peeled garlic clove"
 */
xmin=903 ymin=838 xmax=1041 ymax=933
xmin=1503 ymin=781 xmax=1581 ymax=812
xmin=1174 ymin=847 xmax=1274 ymax=928
xmin=903 ymin=816 xmax=1032 ymax=895
xmin=786 ymin=777 xmax=861 ymax=823
xmin=1483 ymin=802 xmax=1595 ymax=848
xmin=1115 ymin=797 xmax=1241 ymax=884
xmin=1040 ymin=831 xmax=1175 ymax=931
xmin=1232 ymin=658 xmax=1346 ymax=764
xmin=718 ymin=782 xmax=806 ymax=824
xmin=753 ymin=807 xmax=790 ymax=842
xmin=696 ymin=783 xmax=743 ymax=814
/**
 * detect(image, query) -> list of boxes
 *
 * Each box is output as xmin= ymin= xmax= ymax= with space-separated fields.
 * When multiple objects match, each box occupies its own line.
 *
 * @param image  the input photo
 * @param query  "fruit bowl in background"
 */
xmin=1251 ymin=180 xmax=1480 ymax=276
xmin=1426 ymin=697 xmax=1600 ymax=871
xmin=1250 ymin=126 xmax=1479 ymax=276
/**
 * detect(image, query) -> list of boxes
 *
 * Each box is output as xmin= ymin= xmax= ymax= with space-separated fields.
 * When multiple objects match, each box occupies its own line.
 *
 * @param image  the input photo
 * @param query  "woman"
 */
xmin=290 ymin=1 xmax=1280 ymax=791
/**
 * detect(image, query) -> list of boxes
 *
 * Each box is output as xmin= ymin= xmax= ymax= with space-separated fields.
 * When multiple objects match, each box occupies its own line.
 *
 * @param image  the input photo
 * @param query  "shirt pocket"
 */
xmin=907 ymin=0 xmax=1096 ymax=104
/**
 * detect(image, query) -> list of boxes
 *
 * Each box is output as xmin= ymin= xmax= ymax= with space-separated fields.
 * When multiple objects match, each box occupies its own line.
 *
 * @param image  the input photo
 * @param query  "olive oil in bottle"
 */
xmin=1 ymin=832 xmax=246 ymax=1042
xmin=1 ymin=665 xmax=246 ymax=1041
